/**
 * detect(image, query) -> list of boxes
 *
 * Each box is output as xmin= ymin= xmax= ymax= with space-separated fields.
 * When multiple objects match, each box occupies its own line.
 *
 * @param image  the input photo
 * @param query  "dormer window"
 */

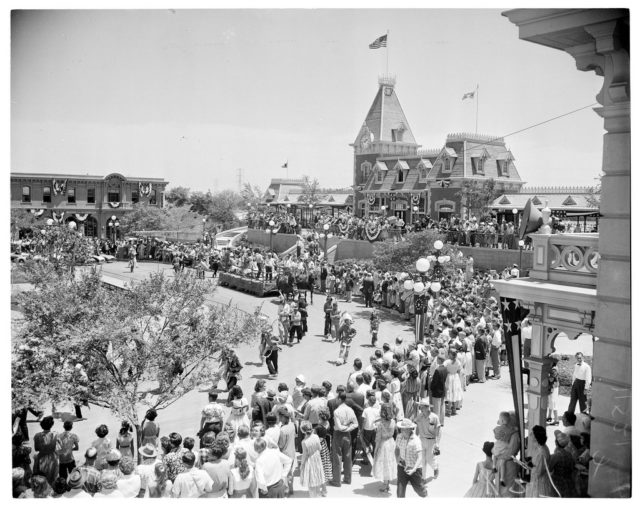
xmin=376 ymin=170 xmax=384 ymax=183
xmin=397 ymin=169 xmax=405 ymax=183
xmin=471 ymin=156 xmax=485 ymax=175
xmin=442 ymin=157 xmax=452 ymax=173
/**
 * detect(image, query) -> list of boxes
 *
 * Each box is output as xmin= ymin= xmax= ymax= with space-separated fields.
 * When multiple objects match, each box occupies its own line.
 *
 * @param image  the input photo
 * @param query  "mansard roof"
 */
xmin=354 ymin=79 xmax=418 ymax=146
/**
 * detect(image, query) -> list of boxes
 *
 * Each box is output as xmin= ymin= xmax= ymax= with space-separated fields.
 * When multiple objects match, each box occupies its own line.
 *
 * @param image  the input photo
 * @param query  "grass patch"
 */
xmin=556 ymin=354 xmax=592 ymax=397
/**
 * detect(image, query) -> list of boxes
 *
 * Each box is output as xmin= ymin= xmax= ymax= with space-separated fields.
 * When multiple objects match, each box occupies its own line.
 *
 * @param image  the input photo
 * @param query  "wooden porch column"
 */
xmin=524 ymin=319 xmax=554 ymax=430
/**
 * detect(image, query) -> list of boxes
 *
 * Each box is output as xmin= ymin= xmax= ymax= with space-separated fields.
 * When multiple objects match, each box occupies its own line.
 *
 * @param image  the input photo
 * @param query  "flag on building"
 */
xmin=369 ymin=34 xmax=387 ymax=49
xmin=281 ymin=161 xmax=288 ymax=169
xmin=462 ymin=90 xmax=476 ymax=100
xmin=436 ymin=179 xmax=451 ymax=188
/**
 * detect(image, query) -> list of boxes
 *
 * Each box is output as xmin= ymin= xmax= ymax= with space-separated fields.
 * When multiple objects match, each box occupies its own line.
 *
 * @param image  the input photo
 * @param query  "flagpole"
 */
xmin=475 ymin=84 xmax=479 ymax=134
xmin=386 ymin=30 xmax=389 ymax=75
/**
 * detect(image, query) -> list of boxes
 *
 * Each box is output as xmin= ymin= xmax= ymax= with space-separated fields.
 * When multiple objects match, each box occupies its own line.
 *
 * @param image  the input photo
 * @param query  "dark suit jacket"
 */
xmin=430 ymin=365 xmax=447 ymax=399
xmin=346 ymin=392 xmax=365 ymax=424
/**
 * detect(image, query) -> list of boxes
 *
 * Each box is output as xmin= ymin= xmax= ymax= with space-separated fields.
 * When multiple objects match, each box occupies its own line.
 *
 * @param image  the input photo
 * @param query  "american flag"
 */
xmin=462 ymin=90 xmax=476 ymax=100
xmin=369 ymin=34 xmax=387 ymax=49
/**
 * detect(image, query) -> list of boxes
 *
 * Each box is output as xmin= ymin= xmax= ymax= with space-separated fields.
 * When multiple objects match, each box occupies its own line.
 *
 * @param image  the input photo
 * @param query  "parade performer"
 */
xmin=337 ymin=314 xmax=357 ymax=366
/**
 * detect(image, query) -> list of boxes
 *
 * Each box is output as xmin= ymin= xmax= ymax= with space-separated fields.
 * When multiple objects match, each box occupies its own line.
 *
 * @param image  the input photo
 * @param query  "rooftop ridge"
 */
xmin=519 ymin=185 xmax=592 ymax=194
xmin=378 ymin=74 xmax=396 ymax=88
xmin=446 ymin=132 xmax=505 ymax=144
xmin=416 ymin=148 xmax=441 ymax=157
xmin=269 ymin=178 xmax=306 ymax=185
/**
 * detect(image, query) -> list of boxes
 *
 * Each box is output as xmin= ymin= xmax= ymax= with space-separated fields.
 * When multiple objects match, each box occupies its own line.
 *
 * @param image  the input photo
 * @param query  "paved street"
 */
xmin=14 ymin=260 xmax=580 ymax=498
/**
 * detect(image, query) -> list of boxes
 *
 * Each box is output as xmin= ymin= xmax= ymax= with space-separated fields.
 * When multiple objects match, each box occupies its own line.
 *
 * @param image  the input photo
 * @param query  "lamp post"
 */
xmin=512 ymin=208 xmax=518 ymax=228
xmin=518 ymin=239 xmax=525 ymax=276
xmin=107 ymin=215 xmax=119 ymax=242
xmin=268 ymin=220 xmax=276 ymax=251
xmin=321 ymin=223 xmax=330 ymax=257
xmin=414 ymin=257 xmax=432 ymax=343
xmin=202 ymin=217 xmax=207 ymax=241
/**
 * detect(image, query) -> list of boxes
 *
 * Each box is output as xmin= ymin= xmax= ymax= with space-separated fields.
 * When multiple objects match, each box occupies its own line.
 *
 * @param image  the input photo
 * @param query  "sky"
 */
xmin=11 ymin=6 xmax=607 ymax=194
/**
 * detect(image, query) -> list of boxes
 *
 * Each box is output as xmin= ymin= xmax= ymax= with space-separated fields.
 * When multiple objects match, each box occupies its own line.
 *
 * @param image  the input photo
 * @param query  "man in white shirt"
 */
xmin=415 ymin=399 xmax=441 ymax=481
xmin=489 ymin=321 xmax=503 ymax=380
xmin=171 ymin=451 xmax=213 ymax=498
xmin=568 ymin=352 xmax=592 ymax=414
xmin=330 ymin=392 xmax=358 ymax=486
xmin=254 ymin=437 xmax=292 ymax=498
xmin=234 ymin=425 xmax=260 ymax=466
xmin=361 ymin=390 xmax=380 ymax=465
xmin=510 ymin=263 xmax=520 ymax=278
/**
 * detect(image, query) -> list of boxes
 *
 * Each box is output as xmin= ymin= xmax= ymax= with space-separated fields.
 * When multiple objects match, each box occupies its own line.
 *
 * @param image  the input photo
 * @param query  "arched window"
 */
xmin=22 ymin=186 xmax=31 ymax=203
xmin=361 ymin=161 xmax=372 ymax=181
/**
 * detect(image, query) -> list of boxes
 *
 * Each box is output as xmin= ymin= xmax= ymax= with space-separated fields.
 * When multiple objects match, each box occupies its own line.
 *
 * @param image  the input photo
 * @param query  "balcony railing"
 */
xmin=529 ymin=233 xmax=599 ymax=287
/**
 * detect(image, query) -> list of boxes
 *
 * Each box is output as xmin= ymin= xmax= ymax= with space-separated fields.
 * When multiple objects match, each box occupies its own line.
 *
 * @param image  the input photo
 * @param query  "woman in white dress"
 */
xmin=444 ymin=349 xmax=464 ymax=416
xmin=372 ymin=403 xmax=397 ymax=494
xmin=299 ymin=421 xmax=325 ymax=497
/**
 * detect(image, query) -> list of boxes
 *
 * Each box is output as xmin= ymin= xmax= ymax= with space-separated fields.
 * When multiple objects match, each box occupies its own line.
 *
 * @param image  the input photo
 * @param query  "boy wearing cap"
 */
xmin=415 ymin=400 xmax=441 ymax=481
xmin=76 ymin=447 xmax=101 ymax=495
xmin=137 ymin=444 xmax=159 ymax=497
xmin=395 ymin=419 xmax=427 ymax=497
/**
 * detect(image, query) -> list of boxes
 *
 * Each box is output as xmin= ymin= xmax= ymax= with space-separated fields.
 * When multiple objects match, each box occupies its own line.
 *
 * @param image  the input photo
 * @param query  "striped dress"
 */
xmin=300 ymin=434 xmax=325 ymax=489
xmin=319 ymin=438 xmax=332 ymax=482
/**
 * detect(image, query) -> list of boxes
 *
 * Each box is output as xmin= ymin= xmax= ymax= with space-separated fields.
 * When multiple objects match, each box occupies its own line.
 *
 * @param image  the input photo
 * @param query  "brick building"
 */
xmin=352 ymin=76 xmax=525 ymax=221
xmin=10 ymin=171 xmax=168 ymax=238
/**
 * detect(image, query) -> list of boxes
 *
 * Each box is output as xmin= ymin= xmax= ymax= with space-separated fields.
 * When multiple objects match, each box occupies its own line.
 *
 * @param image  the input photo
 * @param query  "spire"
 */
xmin=354 ymin=76 xmax=418 ymax=146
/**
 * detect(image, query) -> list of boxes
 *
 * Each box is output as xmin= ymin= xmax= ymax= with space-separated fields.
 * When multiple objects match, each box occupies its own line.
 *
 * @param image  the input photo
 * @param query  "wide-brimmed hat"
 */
xmin=397 ymin=419 xmax=416 ymax=430
xmin=296 ymin=374 xmax=306 ymax=383
xmin=417 ymin=398 xmax=431 ymax=408
xmin=139 ymin=443 xmax=157 ymax=459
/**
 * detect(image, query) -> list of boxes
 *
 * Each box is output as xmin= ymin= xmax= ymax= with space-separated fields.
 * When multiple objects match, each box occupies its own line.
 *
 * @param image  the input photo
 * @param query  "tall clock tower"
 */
xmin=351 ymin=76 xmax=420 ymax=216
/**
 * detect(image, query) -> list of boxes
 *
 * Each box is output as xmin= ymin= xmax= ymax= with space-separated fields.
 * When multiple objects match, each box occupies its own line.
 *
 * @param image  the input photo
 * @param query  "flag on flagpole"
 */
xmin=369 ymin=34 xmax=387 ymax=49
xmin=281 ymin=161 xmax=288 ymax=169
xmin=462 ymin=90 xmax=476 ymax=101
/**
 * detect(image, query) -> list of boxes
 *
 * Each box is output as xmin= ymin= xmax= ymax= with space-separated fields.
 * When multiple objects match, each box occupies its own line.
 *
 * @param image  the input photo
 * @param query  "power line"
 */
xmin=460 ymin=102 xmax=600 ymax=154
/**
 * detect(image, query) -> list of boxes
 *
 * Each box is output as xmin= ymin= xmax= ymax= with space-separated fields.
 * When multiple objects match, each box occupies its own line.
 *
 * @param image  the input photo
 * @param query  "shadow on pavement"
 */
xmin=351 ymin=480 xmax=394 ymax=498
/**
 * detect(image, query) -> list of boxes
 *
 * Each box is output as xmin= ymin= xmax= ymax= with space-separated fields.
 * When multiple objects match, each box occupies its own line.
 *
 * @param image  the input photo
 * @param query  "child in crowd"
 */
xmin=370 ymin=310 xmax=380 ymax=347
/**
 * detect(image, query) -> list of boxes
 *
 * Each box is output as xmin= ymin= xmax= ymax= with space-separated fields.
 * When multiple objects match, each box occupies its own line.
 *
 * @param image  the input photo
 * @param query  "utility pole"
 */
xmin=237 ymin=168 xmax=242 ymax=192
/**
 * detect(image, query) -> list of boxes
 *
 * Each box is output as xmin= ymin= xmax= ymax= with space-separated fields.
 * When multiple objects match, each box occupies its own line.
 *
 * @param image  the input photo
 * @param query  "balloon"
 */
xmin=415 ymin=257 xmax=430 ymax=272
xmin=403 ymin=279 xmax=414 ymax=290
xmin=68 ymin=221 xmax=77 ymax=229
xmin=414 ymin=282 xmax=425 ymax=293
xmin=434 ymin=240 xmax=444 ymax=250
xmin=46 ymin=218 xmax=54 ymax=226
xmin=431 ymin=281 xmax=442 ymax=293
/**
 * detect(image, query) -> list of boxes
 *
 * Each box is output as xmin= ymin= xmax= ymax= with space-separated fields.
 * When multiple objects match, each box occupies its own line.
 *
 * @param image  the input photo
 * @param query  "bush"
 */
xmin=372 ymin=230 xmax=466 ymax=274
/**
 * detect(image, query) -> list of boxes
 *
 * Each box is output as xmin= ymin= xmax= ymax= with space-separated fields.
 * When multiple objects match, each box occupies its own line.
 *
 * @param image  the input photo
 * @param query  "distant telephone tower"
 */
xmin=237 ymin=168 xmax=242 ymax=192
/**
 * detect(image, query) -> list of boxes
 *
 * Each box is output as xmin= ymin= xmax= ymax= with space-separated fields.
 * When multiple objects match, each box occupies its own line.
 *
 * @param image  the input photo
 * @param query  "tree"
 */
xmin=11 ymin=209 xmax=41 ymax=239
xmin=118 ymin=204 xmax=169 ymax=235
xmin=165 ymin=186 xmax=191 ymax=207
xmin=372 ymin=230 xmax=465 ymax=274
xmin=12 ymin=265 xmax=264 ymax=443
xmin=188 ymin=190 xmax=214 ymax=215
xmin=298 ymin=175 xmax=322 ymax=206
xmin=586 ymin=174 xmax=602 ymax=208
xmin=208 ymin=190 xmax=243 ymax=229
xmin=241 ymin=182 xmax=264 ymax=208
xmin=456 ymin=178 xmax=501 ymax=220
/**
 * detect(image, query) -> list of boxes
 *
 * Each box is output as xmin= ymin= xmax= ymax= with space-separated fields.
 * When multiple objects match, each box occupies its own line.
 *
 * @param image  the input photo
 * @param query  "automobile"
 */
xmin=90 ymin=254 xmax=116 ymax=263
xmin=11 ymin=251 xmax=30 ymax=263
